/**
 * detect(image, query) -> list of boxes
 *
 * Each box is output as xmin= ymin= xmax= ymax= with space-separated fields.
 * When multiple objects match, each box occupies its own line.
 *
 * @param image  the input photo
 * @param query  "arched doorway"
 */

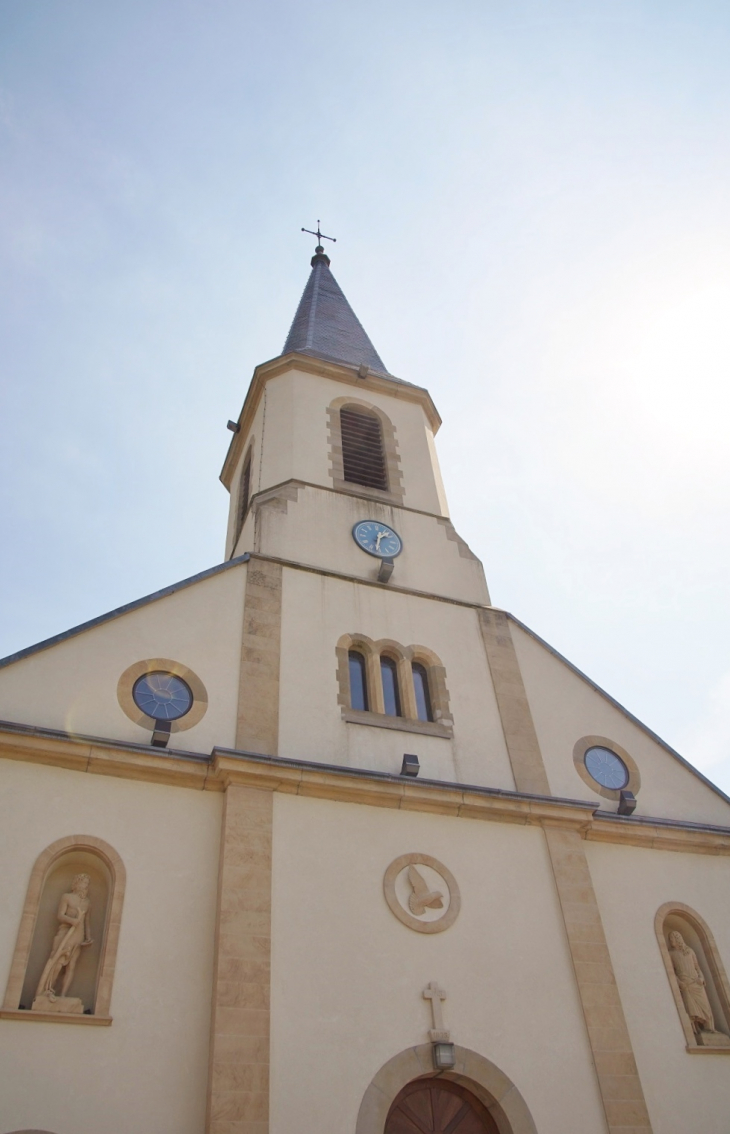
xmin=356 ymin=1043 xmax=537 ymax=1134
xmin=385 ymin=1079 xmax=499 ymax=1133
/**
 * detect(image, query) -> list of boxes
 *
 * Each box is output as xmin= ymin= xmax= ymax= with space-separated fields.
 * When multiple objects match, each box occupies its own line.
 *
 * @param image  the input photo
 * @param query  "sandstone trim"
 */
xmin=206 ymin=785 xmax=273 ymax=1133
xmin=2 ymin=726 xmax=730 ymax=856
xmin=543 ymin=825 xmax=653 ymax=1133
xmin=326 ymin=396 xmax=405 ymax=505
xmin=478 ymin=609 xmax=550 ymax=795
xmin=235 ymin=561 xmax=283 ymax=755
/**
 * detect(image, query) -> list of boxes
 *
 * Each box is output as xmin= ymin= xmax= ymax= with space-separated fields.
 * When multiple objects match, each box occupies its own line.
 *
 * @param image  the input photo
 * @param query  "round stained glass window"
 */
xmin=132 ymin=672 xmax=193 ymax=721
xmin=584 ymin=745 xmax=629 ymax=790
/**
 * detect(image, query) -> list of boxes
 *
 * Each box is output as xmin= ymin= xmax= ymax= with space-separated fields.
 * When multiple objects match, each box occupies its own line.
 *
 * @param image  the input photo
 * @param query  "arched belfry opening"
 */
xmin=340 ymin=405 xmax=388 ymax=490
xmin=385 ymin=1078 xmax=499 ymax=1133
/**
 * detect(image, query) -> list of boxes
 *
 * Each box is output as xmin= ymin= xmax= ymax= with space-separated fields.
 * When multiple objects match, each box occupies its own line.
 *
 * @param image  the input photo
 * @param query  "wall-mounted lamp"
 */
xmin=378 ymin=558 xmax=394 ymax=583
xmin=618 ymin=790 xmax=637 ymax=816
xmin=151 ymin=720 xmax=172 ymax=749
xmin=227 ymin=420 xmax=240 ymax=433
xmin=401 ymin=754 xmax=420 ymax=777
xmin=432 ymin=1042 xmax=456 ymax=1070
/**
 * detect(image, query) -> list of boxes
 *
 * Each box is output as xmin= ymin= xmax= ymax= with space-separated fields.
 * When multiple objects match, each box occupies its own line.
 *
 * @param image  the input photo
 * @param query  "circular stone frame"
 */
xmin=573 ymin=735 xmax=641 ymax=801
xmin=117 ymin=658 xmax=208 ymax=734
xmin=383 ymin=852 xmax=461 ymax=934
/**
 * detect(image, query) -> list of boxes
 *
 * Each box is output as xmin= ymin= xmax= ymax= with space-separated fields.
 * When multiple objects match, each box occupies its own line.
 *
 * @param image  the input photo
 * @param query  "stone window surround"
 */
xmin=327 ymin=396 xmax=405 ymax=506
xmin=655 ymin=900 xmax=730 ymax=1053
xmin=1 ymin=834 xmax=126 ymax=1026
xmin=572 ymin=734 xmax=641 ymax=801
xmin=117 ymin=657 xmax=208 ymax=735
xmin=336 ymin=633 xmax=453 ymax=739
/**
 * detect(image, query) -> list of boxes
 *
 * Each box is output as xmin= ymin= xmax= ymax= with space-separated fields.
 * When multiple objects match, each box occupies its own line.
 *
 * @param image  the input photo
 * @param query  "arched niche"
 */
xmin=655 ymin=902 xmax=730 ymax=1050
xmin=356 ymin=1044 xmax=537 ymax=1134
xmin=2 ymin=835 xmax=126 ymax=1022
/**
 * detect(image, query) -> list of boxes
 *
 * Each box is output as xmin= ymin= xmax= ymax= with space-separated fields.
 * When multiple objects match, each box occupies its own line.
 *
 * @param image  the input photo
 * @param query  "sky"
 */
xmin=1 ymin=0 xmax=730 ymax=795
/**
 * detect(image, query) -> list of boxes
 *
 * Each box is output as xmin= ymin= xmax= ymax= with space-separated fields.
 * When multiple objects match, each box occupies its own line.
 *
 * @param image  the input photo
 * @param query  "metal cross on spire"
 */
xmin=301 ymin=220 xmax=336 ymax=250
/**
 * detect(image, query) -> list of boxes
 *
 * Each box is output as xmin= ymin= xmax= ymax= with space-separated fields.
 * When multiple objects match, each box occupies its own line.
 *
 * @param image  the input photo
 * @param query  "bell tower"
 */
xmin=219 ymin=239 xmax=502 ymax=787
xmin=220 ymin=241 xmax=489 ymax=606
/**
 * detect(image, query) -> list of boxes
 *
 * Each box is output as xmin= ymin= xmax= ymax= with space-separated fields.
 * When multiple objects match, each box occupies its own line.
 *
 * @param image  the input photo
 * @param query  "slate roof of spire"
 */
xmin=283 ymin=249 xmax=393 ymax=377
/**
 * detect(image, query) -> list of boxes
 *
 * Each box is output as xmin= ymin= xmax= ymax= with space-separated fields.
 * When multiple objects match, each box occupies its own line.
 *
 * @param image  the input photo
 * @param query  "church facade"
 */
xmin=1 ymin=245 xmax=729 ymax=1134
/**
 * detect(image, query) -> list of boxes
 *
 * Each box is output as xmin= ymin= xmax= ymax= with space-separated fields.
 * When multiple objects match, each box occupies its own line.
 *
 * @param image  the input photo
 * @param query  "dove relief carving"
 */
xmin=407 ymin=866 xmax=444 ymax=915
xmin=383 ymin=853 xmax=460 ymax=934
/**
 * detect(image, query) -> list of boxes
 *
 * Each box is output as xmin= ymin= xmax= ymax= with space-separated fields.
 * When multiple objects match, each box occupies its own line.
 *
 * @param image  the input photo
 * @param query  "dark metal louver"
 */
xmin=340 ymin=408 xmax=388 ymax=490
xmin=240 ymin=457 xmax=252 ymax=521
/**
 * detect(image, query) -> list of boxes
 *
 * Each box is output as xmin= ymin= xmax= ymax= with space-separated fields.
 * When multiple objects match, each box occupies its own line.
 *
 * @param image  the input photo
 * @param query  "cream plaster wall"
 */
xmin=510 ymin=622 xmax=730 ymax=826
xmin=586 ymin=839 xmax=730 ymax=1133
xmin=0 ymin=564 xmax=246 ymax=755
xmin=276 ymin=567 xmax=514 ymax=788
xmin=425 ymin=423 xmax=449 ymax=516
xmin=0 ymin=758 xmax=221 ymax=1134
xmin=251 ymin=484 xmax=489 ymax=604
xmin=269 ymin=792 xmax=607 ymax=1134
xmin=227 ymin=364 xmax=448 ymax=542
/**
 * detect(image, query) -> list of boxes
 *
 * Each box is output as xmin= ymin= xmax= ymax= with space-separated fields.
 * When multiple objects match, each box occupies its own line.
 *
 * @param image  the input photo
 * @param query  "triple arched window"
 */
xmin=338 ymin=636 xmax=452 ymax=736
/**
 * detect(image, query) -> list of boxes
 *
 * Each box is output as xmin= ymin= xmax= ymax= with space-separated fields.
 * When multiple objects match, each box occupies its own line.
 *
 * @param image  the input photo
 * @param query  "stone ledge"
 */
xmin=342 ymin=709 xmax=453 ymax=739
xmin=0 ymin=1009 xmax=112 ymax=1026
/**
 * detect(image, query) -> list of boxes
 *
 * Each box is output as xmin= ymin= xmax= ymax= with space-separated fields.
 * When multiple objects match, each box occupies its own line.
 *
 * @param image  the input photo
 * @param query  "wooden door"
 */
xmin=384 ymin=1079 xmax=499 ymax=1134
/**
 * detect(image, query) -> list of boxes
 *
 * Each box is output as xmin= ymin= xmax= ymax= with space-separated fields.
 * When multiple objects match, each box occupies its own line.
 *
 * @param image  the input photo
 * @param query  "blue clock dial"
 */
xmin=352 ymin=520 xmax=403 ymax=559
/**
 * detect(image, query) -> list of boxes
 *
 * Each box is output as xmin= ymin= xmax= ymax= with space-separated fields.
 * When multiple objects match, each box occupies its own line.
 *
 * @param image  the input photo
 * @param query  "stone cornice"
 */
xmin=588 ymin=812 xmax=730 ymax=855
xmin=248 ymin=477 xmax=451 ymax=524
xmin=0 ymin=719 xmax=211 ymax=790
xmin=244 ymin=551 xmax=486 ymax=609
xmin=220 ymin=352 xmax=441 ymax=489
xmin=210 ymin=748 xmax=593 ymax=830
xmin=2 ymin=720 xmax=730 ymax=855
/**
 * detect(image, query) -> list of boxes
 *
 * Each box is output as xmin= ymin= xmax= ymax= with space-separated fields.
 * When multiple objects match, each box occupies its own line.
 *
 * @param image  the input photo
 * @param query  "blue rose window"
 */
xmin=584 ymin=745 xmax=629 ymax=790
xmin=132 ymin=672 xmax=193 ymax=721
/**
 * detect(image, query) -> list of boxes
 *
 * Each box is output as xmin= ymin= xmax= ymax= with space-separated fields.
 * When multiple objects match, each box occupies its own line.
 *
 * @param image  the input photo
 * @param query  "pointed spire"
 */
xmin=283 ymin=245 xmax=389 ymax=375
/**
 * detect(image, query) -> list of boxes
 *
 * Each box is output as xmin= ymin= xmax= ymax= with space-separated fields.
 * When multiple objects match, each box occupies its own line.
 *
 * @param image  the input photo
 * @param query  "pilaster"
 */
xmin=478 ymin=609 xmax=550 ymax=795
xmin=206 ymin=785 xmax=273 ymax=1134
xmin=236 ymin=561 xmax=283 ymax=755
xmin=543 ymin=825 xmax=653 ymax=1133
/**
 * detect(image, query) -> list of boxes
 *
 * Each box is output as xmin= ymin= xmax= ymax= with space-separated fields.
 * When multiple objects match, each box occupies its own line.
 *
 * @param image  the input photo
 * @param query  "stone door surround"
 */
xmin=356 ymin=1044 xmax=537 ymax=1134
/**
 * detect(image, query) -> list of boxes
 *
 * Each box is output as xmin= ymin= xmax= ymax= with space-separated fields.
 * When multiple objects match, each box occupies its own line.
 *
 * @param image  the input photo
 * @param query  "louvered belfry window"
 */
xmin=239 ymin=454 xmax=252 ymax=523
xmin=340 ymin=407 xmax=388 ymax=491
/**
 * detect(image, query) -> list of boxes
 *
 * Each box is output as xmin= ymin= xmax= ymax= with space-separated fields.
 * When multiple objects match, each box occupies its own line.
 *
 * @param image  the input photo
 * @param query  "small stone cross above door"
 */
xmin=423 ymin=981 xmax=450 ymax=1042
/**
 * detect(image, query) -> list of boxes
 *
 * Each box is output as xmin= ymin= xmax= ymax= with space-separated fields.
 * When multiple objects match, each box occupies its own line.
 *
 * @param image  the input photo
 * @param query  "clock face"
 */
xmin=352 ymin=520 xmax=403 ymax=559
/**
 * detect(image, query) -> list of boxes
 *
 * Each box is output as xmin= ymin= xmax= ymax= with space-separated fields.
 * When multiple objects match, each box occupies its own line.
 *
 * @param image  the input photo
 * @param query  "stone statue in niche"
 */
xmin=668 ymin=930 xmax=730 ymax=1047
xmin=32 ymin=873 xmax=93 ymax=1014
